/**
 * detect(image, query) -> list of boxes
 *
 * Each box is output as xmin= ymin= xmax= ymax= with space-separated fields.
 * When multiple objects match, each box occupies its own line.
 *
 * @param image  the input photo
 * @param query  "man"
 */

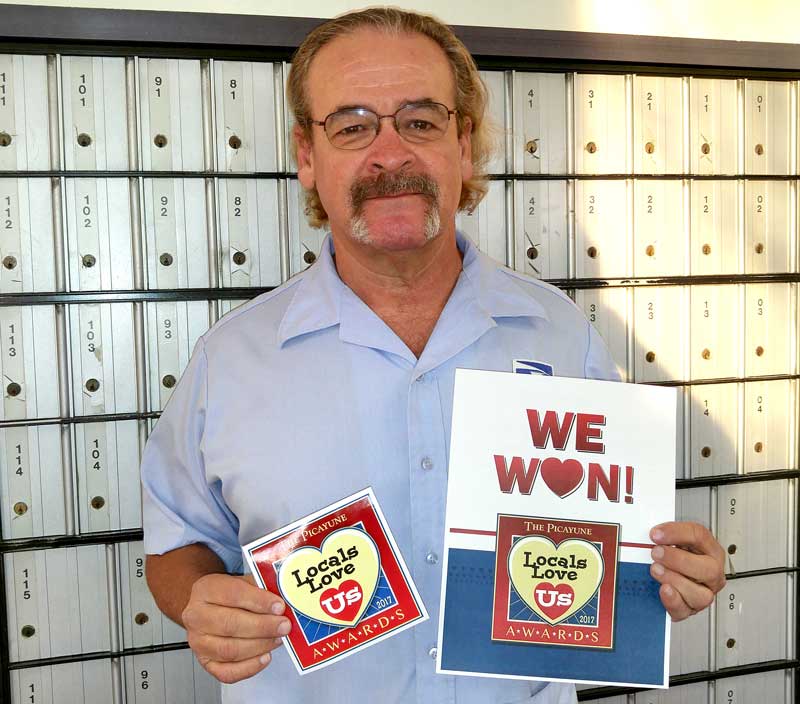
xmin=142 ymin=8 xmax=726 ymax=703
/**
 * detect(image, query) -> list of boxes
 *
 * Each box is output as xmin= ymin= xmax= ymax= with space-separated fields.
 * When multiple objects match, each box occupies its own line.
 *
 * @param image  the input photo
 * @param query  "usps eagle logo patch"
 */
xmin=513 ymin=359 xmax=554 ymax=376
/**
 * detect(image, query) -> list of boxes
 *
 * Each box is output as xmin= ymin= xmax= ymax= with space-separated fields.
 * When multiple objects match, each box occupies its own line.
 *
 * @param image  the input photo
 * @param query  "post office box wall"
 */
xmin=0 ymin=425 xmax=66 ymax=539
xmin=716 ymin=573 xmax=792 ymax=668
xmin=575 ymin=287 xmax=629 ymax=382
xmin=218 ymin=178 xmax=281 ymax=288
xmin=74 ymin=420 xmax=141 ymax=533
xmin=66 ymin=178 xmax=134 ymax=291
xmin=11 ymin=660 xmax=114 ymax=704
xmin=456 ymin=179 xmax=507 ymax=264
xmin=0 ymin=179 xmax=57 ymax=293
xmin=282 ymin=61 xmax=296 ymax=173
xmin=513 ymin=72 xmax=567 ymax=174
xmin=633 ymin=76 xmax=684 ymax=174
xmin=690 ymin=181 xmax=739 ymax=275
xmin=669 ymin=487 xmax=712 ymax=675
xmin=213 ymin=61 xmax=278 ymax=173
xmin=671 ymin=489 xmax=713 ymax=673
xmin=288 ymin=178 xmax=326 ymax=275
xmin=62 ymin=56 xmax=128 ymax=171
xmin=670 ymin=600 xmax=711 ymax=674
xmin=633 ymin=180 xmax=687 ymax=277
xmin=744 ymin=80 xmax=792 ymax=175
xmin=146 ymin=301 xmax=212 ymax=411
xmin=635 ymin=683 xmax=709 ymax=704
xmin=633 ymin=286 xmax=687 ymax=383
xmin=514 ymin=179 xmax=568 ymax=279
xmin=575 ymin=180 xmax=630 ymax=278
xmin=0 ymin=55 xmax=51 ymax=171
xmin=0 ymin=306 xmax=60 ymax=420
xmin=744 ymin=283 xmax=794 ymax=377
xmin=480 ymin=70 xmax=507 ymax=175
xmin=717 ymin=479 xmax=793 ymax=573
xmin=689 ymin=383 xmax=738 ymax=478
xmin=124 ymin=650 xmax=221 ymax=704
xmin=119 ymin=541 xmax=185 ymax=648
xmin=144 ymin=179 xmax=209 ymax=289
xmin=744 ymin=180 xmax=793 ymax=273
xmin=4 ymin=546 xmax=111 ymax=662
xmin=217 ymin=298 xmax=250 ymax=320
xmin=690 ymin=78 xmax=738 ymax=174
xmin=69 ymin=303 xmax=137 ymax=416
xmin=743 ymin=380 xmax=794 ymax=473
xmin=690 ymin=285 xmax=740 ymax=380
xmin=139 ymin=59 xmax=204 ymax=171
xmin=714 ymin=669 xmax=789 ymax=704
xmin=574 ymin=73 xmax=629 ymax=174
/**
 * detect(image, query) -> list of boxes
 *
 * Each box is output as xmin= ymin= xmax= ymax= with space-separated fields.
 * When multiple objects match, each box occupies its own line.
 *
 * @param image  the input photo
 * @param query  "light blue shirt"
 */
xmin=142 ymin=232 xmax=618 ymax=704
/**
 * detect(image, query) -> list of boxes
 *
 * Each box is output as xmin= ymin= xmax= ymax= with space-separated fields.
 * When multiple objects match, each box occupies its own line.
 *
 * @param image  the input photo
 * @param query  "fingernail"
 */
xmin=271 ymin=601 xmax=285 ymax=616
xmin=663 ymin=584 xmax=674 ymax=597
xmin=651 ymin=528 xmax=664 ymax=542
xmin=651 ymin=562 xmax=664 ymax=576
xmin=260 ymin=653 xmax=271 ymax=666
xmin=652 ymin=546 xmax=665 ymax=560
xmin=273 ymin=637 xmax=283 ymax=647
xmin=277 ymin=619 xmax=291 ymax=636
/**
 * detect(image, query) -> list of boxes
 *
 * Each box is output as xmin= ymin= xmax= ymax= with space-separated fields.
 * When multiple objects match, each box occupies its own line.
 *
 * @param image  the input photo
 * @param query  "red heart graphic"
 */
xmin=319 ymin=579 xmax=363 ymax=623
xmin=539 ymin=458 xmax=584 ymax=498
xmin=533 ymin=581 xmax=574 ymax=622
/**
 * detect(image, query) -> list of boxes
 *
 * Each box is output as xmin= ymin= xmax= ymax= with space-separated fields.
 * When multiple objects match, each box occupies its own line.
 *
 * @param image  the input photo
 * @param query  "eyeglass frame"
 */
xmin=307 ymin=101 xmax=459 ymax=150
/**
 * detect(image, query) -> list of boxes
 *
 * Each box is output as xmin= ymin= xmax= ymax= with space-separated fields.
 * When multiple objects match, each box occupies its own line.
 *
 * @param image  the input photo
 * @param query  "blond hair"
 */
xmin=286 ymin=7 xmax=494 ymax=228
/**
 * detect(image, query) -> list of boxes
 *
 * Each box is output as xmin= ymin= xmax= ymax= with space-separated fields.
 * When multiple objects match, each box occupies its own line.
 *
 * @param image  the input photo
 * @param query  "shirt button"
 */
xmin=416 ymin=373 xmax=425 ymax=383
xmin=425 ymin=551 xmax=439 ymax=565
xmin=428 ymin=646 xmax=438 ymax=659
xmin=420 ymin=456 xmax=434 ymax=471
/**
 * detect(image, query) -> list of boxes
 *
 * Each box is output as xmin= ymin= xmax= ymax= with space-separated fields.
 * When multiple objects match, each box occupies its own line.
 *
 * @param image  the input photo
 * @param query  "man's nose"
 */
xmin=366 ymin=116 xmax=415 ymax=173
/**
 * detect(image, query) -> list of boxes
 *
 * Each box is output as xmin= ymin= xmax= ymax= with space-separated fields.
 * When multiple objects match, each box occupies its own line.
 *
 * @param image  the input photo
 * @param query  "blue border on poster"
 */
xmin=441 ymin=548 xmax=665 ymax=685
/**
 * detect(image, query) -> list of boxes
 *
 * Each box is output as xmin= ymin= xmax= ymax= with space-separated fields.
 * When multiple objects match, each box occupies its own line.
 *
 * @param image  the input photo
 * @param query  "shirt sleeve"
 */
xmin=583 ymin=320 xmax=623 ymax=382
xmin=141 ymin=337 xmax=243 ymax=573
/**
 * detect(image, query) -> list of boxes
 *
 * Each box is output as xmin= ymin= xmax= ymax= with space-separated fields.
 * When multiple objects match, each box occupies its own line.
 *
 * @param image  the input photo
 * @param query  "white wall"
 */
xmin=1 ymin=0 xmax=799 ymax=45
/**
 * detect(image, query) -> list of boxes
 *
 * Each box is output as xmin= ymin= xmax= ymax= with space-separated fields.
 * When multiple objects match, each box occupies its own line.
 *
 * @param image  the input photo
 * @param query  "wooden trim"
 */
xmin=1 ymin=4 xmax=799 ymax=71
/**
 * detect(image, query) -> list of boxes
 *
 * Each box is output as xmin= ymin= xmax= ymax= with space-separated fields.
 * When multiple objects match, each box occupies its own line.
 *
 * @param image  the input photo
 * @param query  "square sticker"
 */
xmin=492 ymin=515 xmax=619 ymax=649
xmin=243 ymin=488 xmax=427 ymax=674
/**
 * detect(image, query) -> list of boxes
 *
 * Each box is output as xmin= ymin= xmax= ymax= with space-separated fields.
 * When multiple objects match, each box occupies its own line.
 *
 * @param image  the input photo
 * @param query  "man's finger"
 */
xmin=183 ymin=603 xmax=291 ymax=639
xmin=199 ymin=652 xmax=273 ymax=685
xmin=656 ymin=582 xmax=694 ymax=622
xmin=192 ymin=573 xmax=286 ymax=615
xmin=651 ymin=545 xmax=726 ymax=592
xmin=190 ymin=633 xmax=284 ymax=663
xmin=650 ymin=563 xmax=715 ymax=620
xmin=650 ymin=521 xmax=725 ymax=561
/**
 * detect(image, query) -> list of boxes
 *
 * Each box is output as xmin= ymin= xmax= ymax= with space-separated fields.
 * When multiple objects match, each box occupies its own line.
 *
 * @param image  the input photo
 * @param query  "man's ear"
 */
xmin=294 ymin=124 xmax=316 ymax=189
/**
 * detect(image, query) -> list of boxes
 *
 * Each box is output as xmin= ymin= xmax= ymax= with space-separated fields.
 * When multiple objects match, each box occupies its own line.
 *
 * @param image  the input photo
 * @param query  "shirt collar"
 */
xmin=277 ymin=231 xmax=549 ymax=349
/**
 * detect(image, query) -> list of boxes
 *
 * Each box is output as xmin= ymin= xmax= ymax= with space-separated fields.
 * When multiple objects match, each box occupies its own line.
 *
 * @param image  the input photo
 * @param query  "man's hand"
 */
xmin=649 ymin=521 xmax=726 ymax=622
xmin=182 ymin=573 xmax=291 ymax=684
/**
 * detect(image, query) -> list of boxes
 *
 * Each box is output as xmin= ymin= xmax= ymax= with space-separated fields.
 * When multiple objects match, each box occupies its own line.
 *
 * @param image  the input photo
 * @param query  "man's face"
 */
xmin=295 ymin=28 xmax=473 ymax=252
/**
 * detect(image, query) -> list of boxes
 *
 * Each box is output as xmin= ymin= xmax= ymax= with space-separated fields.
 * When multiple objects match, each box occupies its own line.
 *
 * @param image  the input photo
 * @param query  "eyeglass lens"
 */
xmin=325 ymin=103 xmax=451 ymax=149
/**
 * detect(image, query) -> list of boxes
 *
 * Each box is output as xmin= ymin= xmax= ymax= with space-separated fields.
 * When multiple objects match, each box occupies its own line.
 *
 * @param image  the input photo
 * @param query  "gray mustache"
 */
xmin=350 ymin=173 xmax=440 ymax=211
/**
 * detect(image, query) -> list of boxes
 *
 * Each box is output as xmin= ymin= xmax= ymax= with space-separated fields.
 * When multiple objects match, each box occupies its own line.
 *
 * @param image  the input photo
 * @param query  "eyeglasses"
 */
xmin=309 ymin=101 xmax=457 ymax=150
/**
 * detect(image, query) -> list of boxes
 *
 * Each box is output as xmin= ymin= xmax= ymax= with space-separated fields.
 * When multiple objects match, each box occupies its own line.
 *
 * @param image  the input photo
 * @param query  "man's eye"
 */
xmin=337 ymin=123 xmax=367 ymax=136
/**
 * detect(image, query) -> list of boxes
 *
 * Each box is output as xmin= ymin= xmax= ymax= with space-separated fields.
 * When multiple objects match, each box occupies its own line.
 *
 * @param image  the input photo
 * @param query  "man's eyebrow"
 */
xmin=330 ymin=98 xmax=439 ymax=113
